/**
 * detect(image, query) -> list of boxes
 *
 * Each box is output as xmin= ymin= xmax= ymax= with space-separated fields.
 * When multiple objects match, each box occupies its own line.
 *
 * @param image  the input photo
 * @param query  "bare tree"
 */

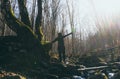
xmin=66 ymin=0 xmax=75 ymax=54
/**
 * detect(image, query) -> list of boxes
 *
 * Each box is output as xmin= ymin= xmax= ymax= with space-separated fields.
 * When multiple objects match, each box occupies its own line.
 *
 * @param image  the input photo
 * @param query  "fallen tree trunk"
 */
xmin=0 ymin=0 xmax=51 ymax=75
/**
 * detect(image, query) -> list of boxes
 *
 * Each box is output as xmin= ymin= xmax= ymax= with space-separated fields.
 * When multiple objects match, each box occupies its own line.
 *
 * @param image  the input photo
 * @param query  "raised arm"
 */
xmin=51 ymin=37 xmax=58 ymax=43
xmin=63 ymin=32 xmax=72 ymax=38
xmin=51 ymin=32 xmax=72 ymax=43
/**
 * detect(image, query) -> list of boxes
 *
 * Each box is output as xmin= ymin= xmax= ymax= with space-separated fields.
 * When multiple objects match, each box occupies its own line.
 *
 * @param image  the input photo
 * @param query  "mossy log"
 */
xmin=0 ymin=0 xmax=51 ymax=72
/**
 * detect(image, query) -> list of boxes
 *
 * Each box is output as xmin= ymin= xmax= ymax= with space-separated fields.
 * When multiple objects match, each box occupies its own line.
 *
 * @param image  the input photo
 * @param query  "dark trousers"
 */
xmin=58 ymin=50 xmax=65 ymax=62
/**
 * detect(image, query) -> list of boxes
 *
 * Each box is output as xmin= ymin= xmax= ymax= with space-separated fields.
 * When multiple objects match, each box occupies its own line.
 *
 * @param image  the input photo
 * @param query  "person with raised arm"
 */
xmin=52 ymin=32 xmax=72 ymax=63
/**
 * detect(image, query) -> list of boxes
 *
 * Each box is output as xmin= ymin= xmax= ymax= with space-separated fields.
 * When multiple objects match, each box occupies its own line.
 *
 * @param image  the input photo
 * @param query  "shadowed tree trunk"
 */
xmin=17 ymin=0 xmax=31 ymax=28
xmin=0 ymin=0 xmax=50 ymax=72
xmin=35 ymin=0 xmax=43 ymax=41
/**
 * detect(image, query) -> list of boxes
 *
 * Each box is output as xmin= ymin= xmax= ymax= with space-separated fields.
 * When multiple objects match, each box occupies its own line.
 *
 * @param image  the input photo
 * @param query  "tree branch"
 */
xmin=35 ymin=0 xmax=43 ymax=41
xmin=1 ymin=0 xmax=19 ymax=33
xmin=18 ymin=0 xmax=31 ymax=28
xmin=1 ymin=0 xmax=36 ymax=39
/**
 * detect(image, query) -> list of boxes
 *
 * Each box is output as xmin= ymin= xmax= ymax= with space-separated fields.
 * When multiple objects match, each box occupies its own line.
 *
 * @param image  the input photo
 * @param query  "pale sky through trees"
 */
xmin=67 ymin=0 xmax=120 ymax=33
xmin=12 ymin=0 xmax=120 ymax=35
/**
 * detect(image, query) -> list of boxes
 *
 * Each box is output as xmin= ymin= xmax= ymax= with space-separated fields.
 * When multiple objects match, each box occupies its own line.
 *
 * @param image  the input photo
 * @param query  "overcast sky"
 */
xmin=63 ymin=0 xmax=120 ymax=34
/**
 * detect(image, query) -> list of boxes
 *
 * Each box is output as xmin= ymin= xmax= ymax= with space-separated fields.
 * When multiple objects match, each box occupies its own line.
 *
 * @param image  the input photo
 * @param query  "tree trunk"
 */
xmin=17 ymin=0 xmax=31 ymax=28
xmin=35 ymin=0 xmax=43 ymax=41
xmin=1 ymin=0 xmax=50 ymax=72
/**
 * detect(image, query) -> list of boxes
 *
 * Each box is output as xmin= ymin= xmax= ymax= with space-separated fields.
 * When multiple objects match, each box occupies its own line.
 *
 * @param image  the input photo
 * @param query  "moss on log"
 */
xmin=0 ymin=0 xmax=51 ymax=72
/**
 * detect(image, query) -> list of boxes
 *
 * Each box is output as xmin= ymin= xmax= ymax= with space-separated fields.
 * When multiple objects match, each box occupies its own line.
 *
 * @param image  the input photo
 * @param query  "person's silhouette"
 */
xmin=52 ymin=32 xmax=72 ymax=62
